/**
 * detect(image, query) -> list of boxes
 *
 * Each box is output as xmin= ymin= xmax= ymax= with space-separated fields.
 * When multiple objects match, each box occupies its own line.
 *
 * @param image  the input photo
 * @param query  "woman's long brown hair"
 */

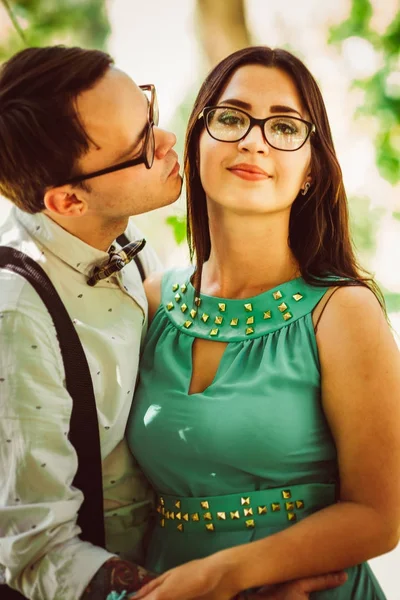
xmin=184 ymin=46 xmax=382 ymax=302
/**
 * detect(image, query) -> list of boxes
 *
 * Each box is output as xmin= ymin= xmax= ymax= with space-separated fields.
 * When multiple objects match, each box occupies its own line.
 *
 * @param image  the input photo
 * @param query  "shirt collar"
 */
xmin=15 ymin=207 xmax=111 ymax=276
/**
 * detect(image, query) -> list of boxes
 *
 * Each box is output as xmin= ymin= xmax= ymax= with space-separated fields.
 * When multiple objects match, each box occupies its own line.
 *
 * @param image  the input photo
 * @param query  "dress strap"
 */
xmin=313 ymin=286 xmax=342 ymax=333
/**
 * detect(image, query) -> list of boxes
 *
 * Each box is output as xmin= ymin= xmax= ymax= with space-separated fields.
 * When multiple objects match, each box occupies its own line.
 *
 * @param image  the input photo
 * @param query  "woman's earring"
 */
xmin=301 ymin=182 xmax=311 ymax=196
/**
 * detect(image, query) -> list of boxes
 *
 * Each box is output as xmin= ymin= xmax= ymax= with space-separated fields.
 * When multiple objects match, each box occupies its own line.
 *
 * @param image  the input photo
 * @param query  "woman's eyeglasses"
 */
xmin=198 ymin=106 xmax=315 ymax=152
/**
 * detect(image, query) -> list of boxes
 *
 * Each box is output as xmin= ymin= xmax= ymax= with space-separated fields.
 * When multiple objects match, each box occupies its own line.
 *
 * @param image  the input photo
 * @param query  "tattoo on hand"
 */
xmin=81 ymin=557 xmax=156 ymax=599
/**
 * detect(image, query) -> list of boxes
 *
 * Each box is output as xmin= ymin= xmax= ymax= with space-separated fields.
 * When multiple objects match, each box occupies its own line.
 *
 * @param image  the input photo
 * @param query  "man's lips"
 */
xmin=227 ymin=163 xmax=272 ymax=180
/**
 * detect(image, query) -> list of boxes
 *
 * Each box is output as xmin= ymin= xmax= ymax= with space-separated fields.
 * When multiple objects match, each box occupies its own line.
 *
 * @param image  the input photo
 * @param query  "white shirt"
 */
xmin=0 ymin=207 xmax=161 ymax=599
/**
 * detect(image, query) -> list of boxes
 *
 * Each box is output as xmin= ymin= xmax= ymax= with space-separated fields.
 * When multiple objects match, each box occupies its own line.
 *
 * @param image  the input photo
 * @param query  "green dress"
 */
xmin=127 ymin=267 xmax=386 ymax=599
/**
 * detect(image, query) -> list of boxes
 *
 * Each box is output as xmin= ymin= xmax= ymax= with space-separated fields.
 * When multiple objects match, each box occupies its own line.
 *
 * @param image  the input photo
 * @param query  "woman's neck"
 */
xmin=202 ymin=207 xmax=299 ymax=299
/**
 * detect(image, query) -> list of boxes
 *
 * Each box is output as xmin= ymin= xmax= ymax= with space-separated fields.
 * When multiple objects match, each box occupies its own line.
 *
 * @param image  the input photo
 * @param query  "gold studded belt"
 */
xmin=156 ymin=483 xmax=336 ymax=533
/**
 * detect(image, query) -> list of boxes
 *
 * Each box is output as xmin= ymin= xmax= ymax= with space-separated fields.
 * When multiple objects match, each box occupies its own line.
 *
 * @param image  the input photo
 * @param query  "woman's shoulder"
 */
xmin=315 ymin=284 xmax=387 ymax=350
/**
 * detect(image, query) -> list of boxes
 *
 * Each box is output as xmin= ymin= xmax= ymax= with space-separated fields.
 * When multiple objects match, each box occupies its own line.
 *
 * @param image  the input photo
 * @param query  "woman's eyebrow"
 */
xmin=270 ymin=104 xmax=302 ymax=118
xmin=218 ymin=98 xmax=302 ymax=118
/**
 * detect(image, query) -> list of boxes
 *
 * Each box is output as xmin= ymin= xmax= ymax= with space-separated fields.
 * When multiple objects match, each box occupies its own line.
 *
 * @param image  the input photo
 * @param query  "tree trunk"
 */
xmin=196 ymin=0 xmax=252 ymax=69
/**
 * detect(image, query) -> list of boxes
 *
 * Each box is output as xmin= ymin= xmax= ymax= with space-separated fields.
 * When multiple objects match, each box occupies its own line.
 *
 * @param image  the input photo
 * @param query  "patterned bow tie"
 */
xmin=87 ymin=239 xmax=146 ymax=287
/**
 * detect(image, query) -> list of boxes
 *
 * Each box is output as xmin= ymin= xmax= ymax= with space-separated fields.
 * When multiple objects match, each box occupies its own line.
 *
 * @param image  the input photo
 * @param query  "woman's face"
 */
xmin=198 ymin=64 xmax=312 ymax=217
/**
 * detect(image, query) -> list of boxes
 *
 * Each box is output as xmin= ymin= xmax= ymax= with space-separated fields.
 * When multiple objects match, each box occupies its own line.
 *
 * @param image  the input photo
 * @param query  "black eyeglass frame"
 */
xmin=59 ymin=84 xmax=158 ymax=186
xmin=198 ymin=106 xmax=316 ymax=152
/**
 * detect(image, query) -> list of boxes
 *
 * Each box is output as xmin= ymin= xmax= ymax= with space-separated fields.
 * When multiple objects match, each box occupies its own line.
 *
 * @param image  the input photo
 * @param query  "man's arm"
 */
xmin=81 ymin=557 xmax=155 ymax=599
xmin=0 ymin=308 xmax=113 ymax=599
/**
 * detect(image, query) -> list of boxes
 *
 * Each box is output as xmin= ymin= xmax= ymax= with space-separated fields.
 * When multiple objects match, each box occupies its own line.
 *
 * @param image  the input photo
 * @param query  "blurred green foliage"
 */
xmin=329 ymin=0 xmax=400 ymax=185
xmin=349 ymin=195 xmax=384 ymax=262
xmin=0 ymin=0 xmax=110 ymax=59
xmin=165 ymin=215 xmax=187 ymax=246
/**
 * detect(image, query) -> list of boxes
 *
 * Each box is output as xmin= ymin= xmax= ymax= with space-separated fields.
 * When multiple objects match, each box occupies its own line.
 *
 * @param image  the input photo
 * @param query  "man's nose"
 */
xmin=154 ymin=127 xmax=177 ymax=159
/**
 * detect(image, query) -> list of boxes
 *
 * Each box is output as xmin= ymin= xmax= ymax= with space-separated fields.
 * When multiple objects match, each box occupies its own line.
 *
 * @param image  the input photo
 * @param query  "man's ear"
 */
xmin=43 ymin=187 xmax=88 ymax=217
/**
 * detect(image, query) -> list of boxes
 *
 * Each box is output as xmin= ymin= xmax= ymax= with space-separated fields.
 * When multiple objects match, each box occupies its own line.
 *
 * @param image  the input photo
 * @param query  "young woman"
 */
xmin=127 ymin=47 xmax=400 ymax=599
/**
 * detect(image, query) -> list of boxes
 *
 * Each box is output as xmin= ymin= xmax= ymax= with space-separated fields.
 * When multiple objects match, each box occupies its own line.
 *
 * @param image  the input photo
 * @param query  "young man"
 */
xmin=0 ymin=46 xmax=346 ymax=600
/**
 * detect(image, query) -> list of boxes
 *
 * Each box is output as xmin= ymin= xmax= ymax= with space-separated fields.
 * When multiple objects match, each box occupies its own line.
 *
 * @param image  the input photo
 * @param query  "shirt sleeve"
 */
xmin=0 ymin=307 xmax=113 ymax=599
xmin=124 ymin=219 xmax=163 ymax=277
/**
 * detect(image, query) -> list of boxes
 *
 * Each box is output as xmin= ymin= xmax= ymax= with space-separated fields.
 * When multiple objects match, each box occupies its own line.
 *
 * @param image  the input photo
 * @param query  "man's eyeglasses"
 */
xmin=198 ymin=106 xmax=315 ymax=152
xmin=60 ymin=84 xmax=159 ymax=186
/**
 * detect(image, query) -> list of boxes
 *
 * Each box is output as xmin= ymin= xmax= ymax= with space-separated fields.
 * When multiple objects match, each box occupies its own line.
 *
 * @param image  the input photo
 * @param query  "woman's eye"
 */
xmin=271 ymin=120 xmax=298 ymax=135
xmin=218 ymin=111 xmax=244 ymax=126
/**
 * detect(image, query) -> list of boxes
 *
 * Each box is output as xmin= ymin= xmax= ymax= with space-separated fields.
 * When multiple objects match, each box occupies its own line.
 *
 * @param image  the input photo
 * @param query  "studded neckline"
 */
xmin=162 ymin=268 xmax=328 ymax=342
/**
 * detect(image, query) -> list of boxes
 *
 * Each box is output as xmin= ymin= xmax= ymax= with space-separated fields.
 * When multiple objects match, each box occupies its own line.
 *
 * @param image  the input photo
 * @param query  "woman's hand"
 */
xmin=130 ymin=556 xmax=347 ymax=600
xmin=246 ymin=572 xmax=347 ymax=599
xmin=132 ymin=554 xmax=238 ymax=600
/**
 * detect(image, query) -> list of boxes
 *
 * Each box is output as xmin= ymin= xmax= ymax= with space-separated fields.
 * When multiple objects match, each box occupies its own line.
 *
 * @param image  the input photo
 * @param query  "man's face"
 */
xmin=73 ymin=68 xmax=182 ymax=219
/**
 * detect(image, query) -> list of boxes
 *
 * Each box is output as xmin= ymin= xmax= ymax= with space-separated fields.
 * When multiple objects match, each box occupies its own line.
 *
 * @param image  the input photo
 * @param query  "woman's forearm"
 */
xmin=218 ymin=501 xmax=398 ymax=594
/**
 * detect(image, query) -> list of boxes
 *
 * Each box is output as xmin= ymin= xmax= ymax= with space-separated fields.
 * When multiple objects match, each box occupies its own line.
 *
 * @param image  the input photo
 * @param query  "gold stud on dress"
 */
xmin=181 ymin=303 xmax=188 ymax=313
xmin=241 ymin=497 xmax=251 ymax=506
xmin=166 ymin=302 xmax=174 ymax=311
xmin=210 ymin=328 xmax=219 ymax=336
xmin=177 ymin=523 xmax=184 ymax=532
xmin=244 ymin=303 xmax=253 ymax=312
xmin=293 ymin=293 xmax=303 ymax=301
xmin=203 ymin=512 xmax=212 ymax=521
xmin=205 ymin=523 xmax=215 ymax=532
xmin=263 ymin=311 xmax=271 ymax=319
xmin=278 ymin=302 xmax=287 ymax=312
xmin=273 ymin=291 xmax=282 ymax=300
xmin=181 ymin=284 xmax=187 ymax=293
xmin=258 ymin=506 xmax=267 ymax=515
xmin=218 ymin=303 xmax=226 ymax=312
xmin=183 ymin=321 xmax=192 ymax=329
xmin=215 ymin=316 xmax=223 ymax=325
xmin=175 ymin=293 xmax=181 ymax=302
xmin=283 ymin=312 xmax=292 ymax=321
xmin=282 ymin=490 xmax=291 ymax=499
xmin=271 ymin=503 xmax=281 ymax=512
xmin=230 ymin=318 xmax=239 ymax=326
xmin=230 ymin=511 xmax=240 ymax=520
xmin=217 ymin=512 xmax=226 ymax=520
xmin=287 ymin=512 xmax=297 ymax=522
xmin=191 ymin=513 xmax=200 ymax=521
xmin=190 ymin=309 xmax=197 ymax=319
xmin=296 ymin=500 xmax=305 ymax=509
xmin=201 ymin=313 xmax=210 ymax=323
xmin=172 ymin=284 xmax=179 ymax=292
xmin=245 ymin=327 xmax=254 ymax=335
xmin=245 ymin=519 xmax=255 ymax=529
xmin=183 ymin=513 xmax=189 ymax=521
xmin=200 ymin=501 xmax=209 ymax=510
xmin=285 ymin=502 xmax=294 ymax=511
xmin=244 ymin=508 xmax=253 ymax=517
xmin=246 ymin=316 xmax=254 ymax=325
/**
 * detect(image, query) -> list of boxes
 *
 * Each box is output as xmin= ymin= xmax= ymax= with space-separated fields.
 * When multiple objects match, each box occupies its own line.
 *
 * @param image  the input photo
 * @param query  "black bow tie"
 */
xmin=87 ymin=239 xmax=146 ymax=287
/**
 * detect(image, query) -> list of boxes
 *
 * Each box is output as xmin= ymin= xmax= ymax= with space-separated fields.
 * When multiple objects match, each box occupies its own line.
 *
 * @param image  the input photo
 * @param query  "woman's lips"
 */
xmin=227 ymin=163 xmax=272 ymax=181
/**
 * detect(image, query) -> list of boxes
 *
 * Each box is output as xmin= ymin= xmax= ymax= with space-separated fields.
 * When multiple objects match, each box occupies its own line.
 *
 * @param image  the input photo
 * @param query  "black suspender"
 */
xmin=0 ymin=247 xmax=106 ymax=550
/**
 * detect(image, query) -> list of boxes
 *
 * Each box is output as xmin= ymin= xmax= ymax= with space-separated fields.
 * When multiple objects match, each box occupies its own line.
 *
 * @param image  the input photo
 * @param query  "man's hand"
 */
xmin=245 ymin=572 xmax=348 ymax=599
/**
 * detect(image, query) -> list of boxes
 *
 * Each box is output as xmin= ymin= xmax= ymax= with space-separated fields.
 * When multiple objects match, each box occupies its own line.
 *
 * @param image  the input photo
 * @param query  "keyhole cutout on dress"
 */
xmin=188 ymin=337 xmax=228 ymax=395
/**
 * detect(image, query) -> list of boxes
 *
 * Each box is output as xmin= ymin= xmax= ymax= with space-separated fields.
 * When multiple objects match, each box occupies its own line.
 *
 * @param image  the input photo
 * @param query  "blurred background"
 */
xmin=0 ymin=0 xmax=399 ymax=596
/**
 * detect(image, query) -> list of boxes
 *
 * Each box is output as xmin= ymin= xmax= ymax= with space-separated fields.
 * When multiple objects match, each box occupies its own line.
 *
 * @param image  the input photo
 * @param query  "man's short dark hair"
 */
xmin=0 ymin=46 xmax=114 ymax=213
